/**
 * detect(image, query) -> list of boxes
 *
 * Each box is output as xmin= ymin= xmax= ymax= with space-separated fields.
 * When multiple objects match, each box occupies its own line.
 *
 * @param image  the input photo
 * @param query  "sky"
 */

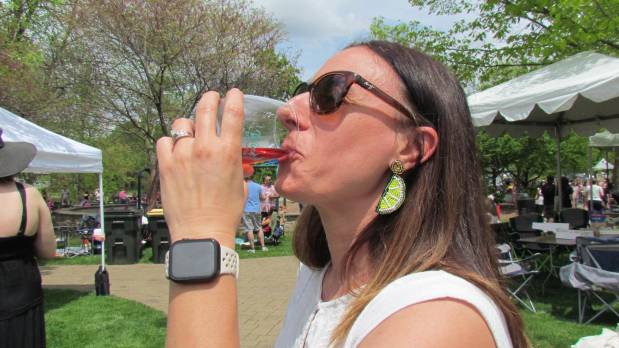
xmin=251 ymin=0 xmax=462 ymax=80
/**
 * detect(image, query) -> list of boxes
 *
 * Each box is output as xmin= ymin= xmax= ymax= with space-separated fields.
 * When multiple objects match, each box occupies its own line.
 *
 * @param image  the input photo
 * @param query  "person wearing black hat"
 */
xmin=0 ymin=128 xmax=56 ymax=348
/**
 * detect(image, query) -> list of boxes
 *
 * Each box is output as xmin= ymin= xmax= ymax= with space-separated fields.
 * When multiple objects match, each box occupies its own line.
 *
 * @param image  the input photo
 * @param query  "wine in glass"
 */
xmin=238 ymin=95 xmax=288 ymax=165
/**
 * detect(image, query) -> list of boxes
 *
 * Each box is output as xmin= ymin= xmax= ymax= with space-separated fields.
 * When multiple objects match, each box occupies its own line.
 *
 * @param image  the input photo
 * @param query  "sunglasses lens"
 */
xmin=312 ymin=74 xmax=349 ymax=114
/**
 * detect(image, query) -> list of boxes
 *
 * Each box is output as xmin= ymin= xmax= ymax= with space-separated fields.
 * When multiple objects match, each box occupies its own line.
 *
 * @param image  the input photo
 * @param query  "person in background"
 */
xmin=61 ymin=188 xmax=70 ymax=207
xmin=585 ymin=179 xmax=605 ymax=213
xmin=572 ymin=178 xmax=583 ymax=208
xmin=46 ymin=198 xmax=54 ymax=211
xmin=241 ymin=164 xmax=267 ymax=253
xmin=118 ymin=188 xmax=128 ymax=204
xmin=534 ymin=183 xmax=544 ymax=214
xmin=79 ymin=191 xmax=90 ymax=207
xmin=158 ymin=41 xmax=527 ymax=347
xmin=542 ymin=175 xmax=556 ymax=221
xmin=0 ymin=129 xmax=56 ymax=348
xmin=260 ymin=175 xmax=279 ymax=219
xmin=261 ymin=213 xmax=272 ymax=238
xmin=560 ymin=176 xmax=573 ymax=209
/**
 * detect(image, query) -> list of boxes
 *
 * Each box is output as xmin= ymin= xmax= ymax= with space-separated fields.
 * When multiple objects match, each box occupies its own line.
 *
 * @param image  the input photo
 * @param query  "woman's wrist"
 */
xmin=169 ymin=226 xmax=236 ymax=248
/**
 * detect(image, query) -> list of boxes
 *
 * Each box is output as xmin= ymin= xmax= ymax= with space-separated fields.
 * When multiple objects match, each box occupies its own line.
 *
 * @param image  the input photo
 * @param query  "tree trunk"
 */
xmin=146 ymin=160 xmax=160 ymax=211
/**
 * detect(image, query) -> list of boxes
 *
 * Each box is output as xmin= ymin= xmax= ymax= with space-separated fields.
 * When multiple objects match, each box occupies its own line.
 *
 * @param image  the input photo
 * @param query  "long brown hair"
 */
xmin=292 ymin=41 xmax=529 ymax=347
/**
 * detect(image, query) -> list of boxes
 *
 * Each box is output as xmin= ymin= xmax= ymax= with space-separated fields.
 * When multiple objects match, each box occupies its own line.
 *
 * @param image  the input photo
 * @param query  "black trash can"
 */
xmin=516 ymin=198 xmax=536 ymax=215
xmin=148 ymin=216 xmax=170 ymax=264
xmin=104 ymin=212 xmax=141 ymax=264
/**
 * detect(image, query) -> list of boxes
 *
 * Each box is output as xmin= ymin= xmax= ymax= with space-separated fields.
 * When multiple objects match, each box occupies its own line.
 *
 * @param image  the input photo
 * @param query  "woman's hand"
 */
xmin=156 ymin=89 xmax=245 ymax=246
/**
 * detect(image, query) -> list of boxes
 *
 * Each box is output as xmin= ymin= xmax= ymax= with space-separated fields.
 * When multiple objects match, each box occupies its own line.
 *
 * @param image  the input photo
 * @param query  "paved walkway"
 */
xmin=41 ymin=256 xmax=299 ymax=348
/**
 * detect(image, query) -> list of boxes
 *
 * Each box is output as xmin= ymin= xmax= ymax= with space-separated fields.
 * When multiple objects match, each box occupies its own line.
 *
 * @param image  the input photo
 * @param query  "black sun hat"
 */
xmin=0 ymin=128 xmax=37 ymax=178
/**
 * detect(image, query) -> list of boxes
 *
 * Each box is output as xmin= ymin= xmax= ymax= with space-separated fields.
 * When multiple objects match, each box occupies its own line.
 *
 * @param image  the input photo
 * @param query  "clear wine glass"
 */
xmin=221 ymin=94 xmax=288 ymax=164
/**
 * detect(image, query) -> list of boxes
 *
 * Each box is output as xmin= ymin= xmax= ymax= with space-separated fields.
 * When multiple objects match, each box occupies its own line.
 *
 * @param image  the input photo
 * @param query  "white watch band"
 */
xmin=164 ymin=244 xmax=239 ymax=280
xmin=220 ymin=245 xmax=239 ymax=279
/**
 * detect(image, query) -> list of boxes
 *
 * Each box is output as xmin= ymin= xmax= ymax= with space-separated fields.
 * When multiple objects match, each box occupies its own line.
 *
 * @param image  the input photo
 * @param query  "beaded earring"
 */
xmin=375 ymin=160 xmax=406 ymax=215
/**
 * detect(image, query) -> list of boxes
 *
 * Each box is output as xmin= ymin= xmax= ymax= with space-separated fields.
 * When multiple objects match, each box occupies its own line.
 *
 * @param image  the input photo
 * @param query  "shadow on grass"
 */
xmin=44 ymin=288 xmax=167 ymax=348
xmin=43 ymin=288 xmax=91 ymax=313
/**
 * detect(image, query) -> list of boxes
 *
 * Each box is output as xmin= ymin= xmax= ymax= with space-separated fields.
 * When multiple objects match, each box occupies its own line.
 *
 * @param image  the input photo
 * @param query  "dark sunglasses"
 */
xmin=292 ymin=71 xmax=425 ymax=125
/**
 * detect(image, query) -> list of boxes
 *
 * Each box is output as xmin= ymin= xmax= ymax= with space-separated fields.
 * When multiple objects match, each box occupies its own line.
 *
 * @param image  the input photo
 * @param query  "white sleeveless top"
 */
xmin=274 ymin=264 xmax=513 ymax=348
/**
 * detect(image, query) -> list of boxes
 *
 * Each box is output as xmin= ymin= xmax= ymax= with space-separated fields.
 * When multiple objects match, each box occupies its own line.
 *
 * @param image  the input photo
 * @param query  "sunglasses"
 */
xmin=292 ymin=71 xmax=425 ymax=125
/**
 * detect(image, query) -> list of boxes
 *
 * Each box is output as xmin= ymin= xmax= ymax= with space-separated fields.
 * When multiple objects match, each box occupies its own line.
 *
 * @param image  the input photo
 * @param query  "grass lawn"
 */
xmin=45 ymin=289 xmax=166 ymax=348
xmin=41 ymin=227 xmax=618 ymax=347
xmin=522 ymin=274 xmax=616 ymax=347
xmin=39 ymin=247 xmax=154 ymax=266
xmin=235 ymin=232 xmax=294 ymax=259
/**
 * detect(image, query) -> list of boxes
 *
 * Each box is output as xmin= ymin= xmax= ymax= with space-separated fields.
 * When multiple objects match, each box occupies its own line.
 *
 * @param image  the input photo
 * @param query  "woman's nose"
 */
xmin=276 ymin=94 xmax=309 ymax=132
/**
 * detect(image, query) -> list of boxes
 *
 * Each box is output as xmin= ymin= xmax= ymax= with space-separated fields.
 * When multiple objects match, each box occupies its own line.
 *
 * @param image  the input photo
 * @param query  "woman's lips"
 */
xmin=281 ymin=142 xmax=302 ymax=162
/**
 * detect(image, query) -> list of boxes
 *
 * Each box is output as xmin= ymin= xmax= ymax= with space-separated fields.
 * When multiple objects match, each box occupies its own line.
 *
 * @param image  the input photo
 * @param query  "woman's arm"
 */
xmin=158 ymin=90 xmax=245 ymax=348
xmin=33 ymin=188 xmax=56 ymax=259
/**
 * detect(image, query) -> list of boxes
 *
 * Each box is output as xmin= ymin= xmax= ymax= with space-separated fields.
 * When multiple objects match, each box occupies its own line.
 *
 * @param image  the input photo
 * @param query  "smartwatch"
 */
xmin=165 ymin=239 xmax=239 ymax=283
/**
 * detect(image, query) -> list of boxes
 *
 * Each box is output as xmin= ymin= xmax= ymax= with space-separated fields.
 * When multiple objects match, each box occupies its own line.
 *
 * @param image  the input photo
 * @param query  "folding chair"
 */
xmin=560 ymin=237 xmax=619 ymax=324
xmin=491 ymin=222 xmax=518 ymax=244
xmin=509 ymin=213 xmax=549 ymax=259
xmin=559 ymin=208 xmax=589 ymax=229
xmin=497 ymin=243 xmax=542 ymax=312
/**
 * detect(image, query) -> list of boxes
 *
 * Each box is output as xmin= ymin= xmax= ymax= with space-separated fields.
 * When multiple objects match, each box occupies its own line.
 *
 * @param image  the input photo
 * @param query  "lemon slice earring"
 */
xmin=376 ymin=160 xmax=406 ymax=215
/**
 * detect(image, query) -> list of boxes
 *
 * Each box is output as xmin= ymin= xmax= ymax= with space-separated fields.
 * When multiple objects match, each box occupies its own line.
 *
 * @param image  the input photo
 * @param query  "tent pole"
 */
xmin=588 ymin=146 xmax=593 ymax=212
xmin=99 ymin=173 xmax=106 ymax=271
xmin=555 ymin=121 xmax=562 ymax=217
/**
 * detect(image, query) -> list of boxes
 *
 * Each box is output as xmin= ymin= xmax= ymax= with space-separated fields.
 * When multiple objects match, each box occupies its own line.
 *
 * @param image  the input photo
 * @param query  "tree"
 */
xmin=55 ymin=0 xmax=300 ymax=206
xmin=371 ymin=1 xmax=619 ymax=197
xmin=478 ymin=131 xmax=554 ymax=195
xmin=0 ymin=0 xmax=301 ymax=206
xmin=371 ymin=0 xmax=619 ymax=88
xmin=478 ymin=130 xmax=606 ymax=199
xmin=0 ymin=0 xmax=58 ymax=120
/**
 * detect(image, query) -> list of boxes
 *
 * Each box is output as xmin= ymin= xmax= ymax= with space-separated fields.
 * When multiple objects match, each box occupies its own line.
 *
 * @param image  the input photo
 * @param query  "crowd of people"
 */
xmin=496 ymin=174 xmax=616 ymax=222
xmin=40 ymin=187 xmax=149 ymax=210
xmin=533 ymin=175 xmax=615 ymax=221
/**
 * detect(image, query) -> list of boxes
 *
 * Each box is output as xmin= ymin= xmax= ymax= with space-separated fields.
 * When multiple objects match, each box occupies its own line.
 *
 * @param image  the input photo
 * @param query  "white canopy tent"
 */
xmin=589 ymin=130 xmax=619 ymax=148
xmin=468 ymin=51 xmax=619 ymax=212
xmin=469 ymin=51 xmax=619 ymax=137
xmin=593 ymin=159 xmax=614 ymax=172
xmin=589 ymin=132 xmax=619 ymax=176
xmin=0 ymin=106 xmax=107 ymax=270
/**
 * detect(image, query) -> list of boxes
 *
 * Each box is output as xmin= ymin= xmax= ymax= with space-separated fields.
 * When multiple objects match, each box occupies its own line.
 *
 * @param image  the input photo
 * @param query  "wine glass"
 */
xmin=231 ymin=95 xmax=287 ymax=164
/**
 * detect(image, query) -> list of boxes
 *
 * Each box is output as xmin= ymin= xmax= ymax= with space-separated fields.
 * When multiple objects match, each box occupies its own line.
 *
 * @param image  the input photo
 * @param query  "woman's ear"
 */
xmin=395 ymin=126 xmax=439 ymax=171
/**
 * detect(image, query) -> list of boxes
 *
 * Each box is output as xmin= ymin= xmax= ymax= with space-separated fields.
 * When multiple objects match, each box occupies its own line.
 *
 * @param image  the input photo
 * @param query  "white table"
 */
xmin=531 ymin=222 xmax=570 ymax=233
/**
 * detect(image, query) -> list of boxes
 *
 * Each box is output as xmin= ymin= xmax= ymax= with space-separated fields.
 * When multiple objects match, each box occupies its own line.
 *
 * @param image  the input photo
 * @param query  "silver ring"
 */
xmin=171 ymin=129 xmax=193 ymax=143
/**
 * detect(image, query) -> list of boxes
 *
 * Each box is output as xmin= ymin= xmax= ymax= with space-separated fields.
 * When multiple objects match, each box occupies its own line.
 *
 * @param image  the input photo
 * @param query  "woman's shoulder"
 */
xmin=346 ymin=270 xmax=512 ymax=347
xmin=363 ymin=270 xmax=497 ymax=309
xmin=22 ymin=184 xmax=45 ymax=201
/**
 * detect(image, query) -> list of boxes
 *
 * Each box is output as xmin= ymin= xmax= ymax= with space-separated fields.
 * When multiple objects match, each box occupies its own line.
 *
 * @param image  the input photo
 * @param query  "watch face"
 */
xmin=169 ymin=239 xmax=220 ymax=282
